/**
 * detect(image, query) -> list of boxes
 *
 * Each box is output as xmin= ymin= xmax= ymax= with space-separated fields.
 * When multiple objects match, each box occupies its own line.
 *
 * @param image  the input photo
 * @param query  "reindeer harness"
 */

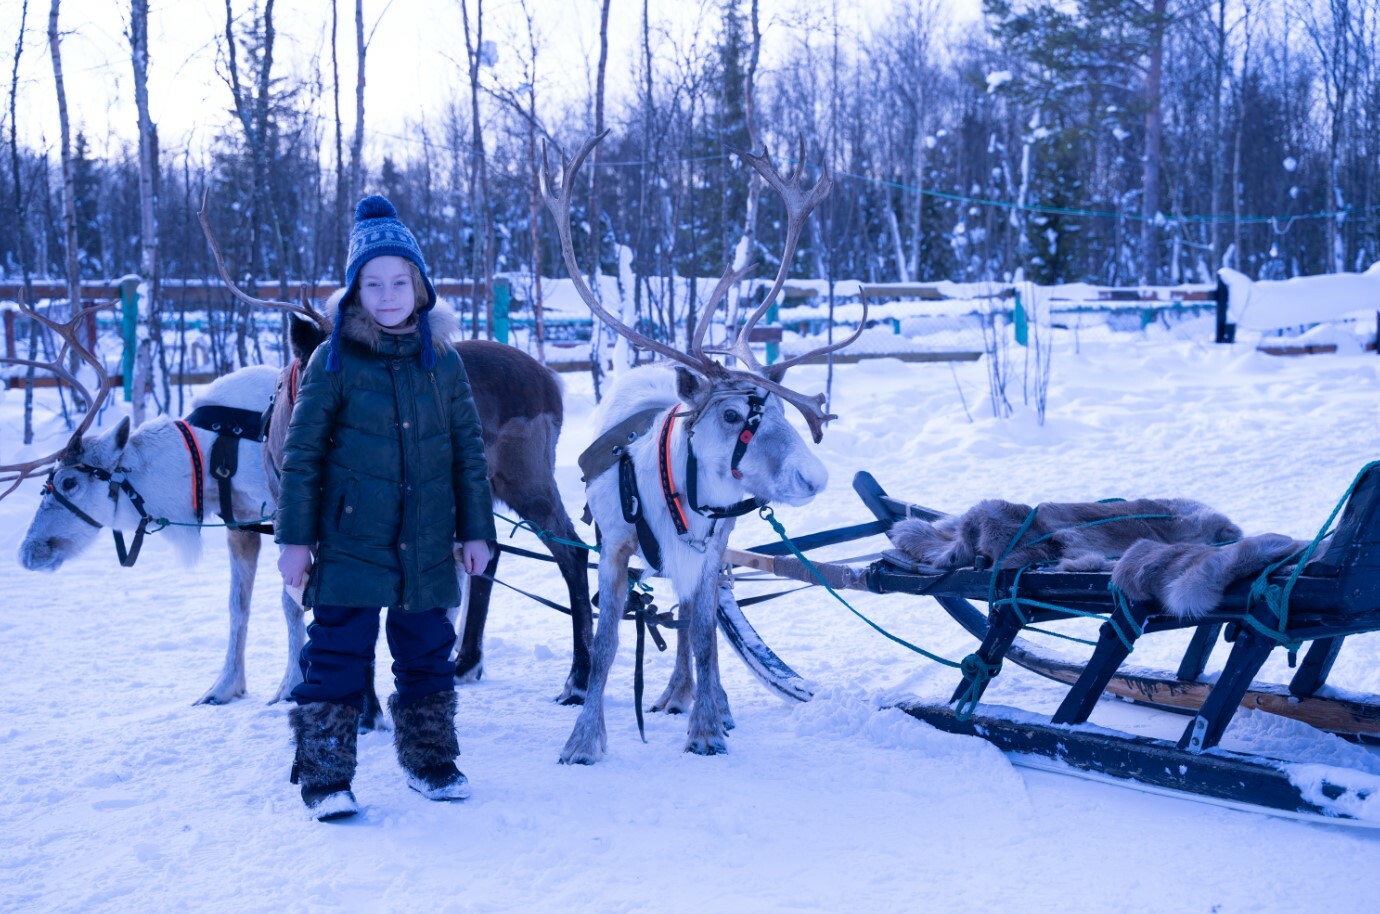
xmin=578 ymin=390 xmax=768 ymax=575
xmin=41 ymin=406 xmax=270 ymax=568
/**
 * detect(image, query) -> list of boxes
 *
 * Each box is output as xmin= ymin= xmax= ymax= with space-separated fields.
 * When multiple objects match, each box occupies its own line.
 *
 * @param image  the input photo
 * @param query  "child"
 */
xmin=275 ymin=195 xmax=496 ymax=820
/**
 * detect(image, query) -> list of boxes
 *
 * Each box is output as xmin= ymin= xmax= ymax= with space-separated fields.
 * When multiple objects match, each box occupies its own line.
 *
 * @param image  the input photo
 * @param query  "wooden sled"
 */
xmin=725 ymin=463 xmax=1380 ymax=824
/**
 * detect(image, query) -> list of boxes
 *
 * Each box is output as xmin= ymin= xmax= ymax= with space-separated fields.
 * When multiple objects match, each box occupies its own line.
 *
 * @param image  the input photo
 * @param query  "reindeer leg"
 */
xmin=686 ymin=572 xmax=731 ymax=755
xmin=269 ymin=580 xmax=307 ymax=704
xmin=197 ymin=528 xmax=258 ymax=704
xmin=502 ymin=479 xmax=594 ymax=705
xmin=551 ymin=534 xmax=594 ymax=706
xmin=651 ymin=602 xmax=695 ymax=715
xmin=560 ymin=537 xmax=633 ymax=764
xmin=454 ymin=548 xmax=492 ymax=684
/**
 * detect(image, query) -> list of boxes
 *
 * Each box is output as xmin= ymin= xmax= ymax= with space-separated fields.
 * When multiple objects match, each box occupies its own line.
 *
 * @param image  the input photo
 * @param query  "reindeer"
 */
xmin=541 ymin=133 xmax=865 ymax=763
xmin=7 ymin=295 xmax=295 ymax=705
xmin=265 ymin=308 xmax=595 ymax=705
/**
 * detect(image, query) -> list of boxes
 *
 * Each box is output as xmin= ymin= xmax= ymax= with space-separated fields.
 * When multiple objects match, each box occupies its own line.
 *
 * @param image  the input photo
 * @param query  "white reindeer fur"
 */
xmin=562 ymin=364 xmax=827 ymax=764
xmin=18 ymin=366 xmax=303 ymax=704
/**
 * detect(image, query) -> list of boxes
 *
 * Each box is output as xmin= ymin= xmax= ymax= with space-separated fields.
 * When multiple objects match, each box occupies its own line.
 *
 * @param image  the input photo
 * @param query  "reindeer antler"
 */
xmin=0 ymin=297 xmax=113 ymax=499
xmin=539 ymin=131 xmax=723 ymax=377
xmin=198 ymin=189 xmax=332 ymax=333
xmin=544 ymin=132 xmax=862 ymax=442
xmin=705 ymin=139 xmax=869 ymax=378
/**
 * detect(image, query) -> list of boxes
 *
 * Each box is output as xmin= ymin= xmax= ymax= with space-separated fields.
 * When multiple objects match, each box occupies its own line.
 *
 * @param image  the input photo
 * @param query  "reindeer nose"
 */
xmin=794 ymin=469 xmax=821 ymax=496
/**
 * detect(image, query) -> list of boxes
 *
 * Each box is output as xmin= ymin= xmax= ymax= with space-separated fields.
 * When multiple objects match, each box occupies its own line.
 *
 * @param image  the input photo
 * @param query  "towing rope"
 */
xmin=754 ymin=505 xmax=996 ymax=719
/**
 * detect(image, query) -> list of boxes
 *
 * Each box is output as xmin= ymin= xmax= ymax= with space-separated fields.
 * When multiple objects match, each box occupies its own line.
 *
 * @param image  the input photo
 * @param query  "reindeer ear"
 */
xmin=113 ymin=416 xmax=131 ymax=451
xmin=289 ymin=314 xmax=325 ymax=362
xmin=60 ymin=429 xmax=85 ymax=464
xmin=674 ymin=366 xmax=705 ymax=404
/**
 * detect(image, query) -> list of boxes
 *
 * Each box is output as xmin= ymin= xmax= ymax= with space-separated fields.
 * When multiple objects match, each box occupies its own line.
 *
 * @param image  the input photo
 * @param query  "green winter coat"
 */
xmin=275 ymin=305 xmax=496 ymax=611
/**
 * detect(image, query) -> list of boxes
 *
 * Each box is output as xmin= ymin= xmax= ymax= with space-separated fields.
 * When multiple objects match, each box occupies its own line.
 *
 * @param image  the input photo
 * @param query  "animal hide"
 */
xmin=1110 ymin=533 xmax=1307 ymax=619
xmin=888 ymin=498 xmax=1306 ymax=617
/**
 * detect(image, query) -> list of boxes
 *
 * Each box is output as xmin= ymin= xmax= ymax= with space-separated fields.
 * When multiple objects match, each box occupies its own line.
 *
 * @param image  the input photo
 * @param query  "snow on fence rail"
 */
xmin=3 ymin=265 xmax=1376 ymax=396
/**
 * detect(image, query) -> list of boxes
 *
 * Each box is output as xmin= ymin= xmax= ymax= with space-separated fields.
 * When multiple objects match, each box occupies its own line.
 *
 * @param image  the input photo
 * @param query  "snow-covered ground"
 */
xmin=3 ymin=329 xmax=1380 ymax=913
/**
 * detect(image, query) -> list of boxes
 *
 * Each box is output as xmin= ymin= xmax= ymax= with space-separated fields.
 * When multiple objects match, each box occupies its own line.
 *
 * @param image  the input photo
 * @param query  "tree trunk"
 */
xmin=48 ymin=0 xmax=86 ymax=406
xmin=460 ymin=0 xmax=491 ymax=340
xmin=1209 ymin=0 xmax=1225 ymax=273
xmin=332 ymin=0 xmax=347 ymax=274
xmin=351 ymin=0 xmax=365 ymax=202
xmin=1139 ymin=0 xmax=1167 ymax=285
xmin=727 ymin=0 xmax=763 ymax=347
xmin=9 ymin=0 xmax=35 ymax=441
xmin=520 ymin=0 xmax=544 ymax=363
xmin=586 ymin=0 xmax=611 ymax=395
xmin=130 ymin=0 xmax=159 ymax=425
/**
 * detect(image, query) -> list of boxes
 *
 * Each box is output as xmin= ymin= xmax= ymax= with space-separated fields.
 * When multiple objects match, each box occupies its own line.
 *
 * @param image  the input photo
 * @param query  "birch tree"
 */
xmin=129 ymin=0 xmax=159 ymax=423
xmin=47 ymin=0 xmax=90 ymax=409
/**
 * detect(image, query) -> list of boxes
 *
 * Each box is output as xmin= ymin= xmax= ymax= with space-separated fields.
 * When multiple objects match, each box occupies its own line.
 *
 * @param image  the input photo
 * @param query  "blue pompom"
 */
xmin=355 ymin=194 xmax=397 ymax=222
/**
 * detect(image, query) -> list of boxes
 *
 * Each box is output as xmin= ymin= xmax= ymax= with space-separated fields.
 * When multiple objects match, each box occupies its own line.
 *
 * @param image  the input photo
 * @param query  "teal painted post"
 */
xmin=766 ymin=302 xmax=779 ymax=365
xmin=1013 ymin=288 xmax=1028 ymax=347
xmin=119 ymin=277 xmax=140 ymax=402
xmin=493 ymin=277 xmax=510 ymax=345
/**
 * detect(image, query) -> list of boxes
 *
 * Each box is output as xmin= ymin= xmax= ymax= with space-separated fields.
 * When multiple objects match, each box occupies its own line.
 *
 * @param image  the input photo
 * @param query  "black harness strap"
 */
xmin=685 ymin=446 xmax=766 ymax=521
xmin=43 ymin=464 xmax=154 ymax=567
xmin=185 ymin=405 xmax=274 ymax=536
xmin=619 ymin=450 xmax=664 ymax=574
xmin=185 ymin=405 xmax=266 ymax=442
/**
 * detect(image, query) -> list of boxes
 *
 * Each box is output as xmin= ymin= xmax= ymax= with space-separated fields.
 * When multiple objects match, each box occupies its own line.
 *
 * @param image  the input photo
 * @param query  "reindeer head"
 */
xmin=540 ymin=132 xmax=866 ymax=452
xmin=18 ymin=418 xmax=133 ymax=571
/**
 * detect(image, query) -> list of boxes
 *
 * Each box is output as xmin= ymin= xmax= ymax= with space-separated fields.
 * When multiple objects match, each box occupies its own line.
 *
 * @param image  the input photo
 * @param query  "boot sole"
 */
xmin=307 ymin=790 xmax=360 ymax=821
xmin=407 ymin=775 xmax=471 ymax=801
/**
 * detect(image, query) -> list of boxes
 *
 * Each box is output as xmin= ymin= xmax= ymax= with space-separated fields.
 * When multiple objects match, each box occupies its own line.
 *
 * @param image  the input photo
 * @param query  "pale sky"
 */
xmin=3 ymin=0 xmax=981 ymax=163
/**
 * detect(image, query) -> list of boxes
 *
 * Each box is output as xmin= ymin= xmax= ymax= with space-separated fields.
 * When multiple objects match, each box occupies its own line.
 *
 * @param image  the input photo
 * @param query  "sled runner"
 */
xmin=724 ymin=463 xmax=1380 ymax=825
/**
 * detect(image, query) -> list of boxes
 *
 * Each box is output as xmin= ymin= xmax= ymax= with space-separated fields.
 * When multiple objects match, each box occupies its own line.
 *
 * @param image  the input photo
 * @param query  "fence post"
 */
xmin=765 ymin=301 xmax=779 ymax=365
xmin=492 ymin=277 xmax=510 ymax=345
xmin=1013 ymin=288 xmax=1028 ymax=346
xmin=1213 ymin=275 xmax=1236 ymax=344
xmin=119 ymin=277 xmax=140 ymax=402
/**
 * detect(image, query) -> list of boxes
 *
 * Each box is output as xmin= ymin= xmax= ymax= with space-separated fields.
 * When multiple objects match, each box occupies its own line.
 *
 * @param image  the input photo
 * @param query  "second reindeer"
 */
xmin=541 ymin=133 xmax=866 ymax=763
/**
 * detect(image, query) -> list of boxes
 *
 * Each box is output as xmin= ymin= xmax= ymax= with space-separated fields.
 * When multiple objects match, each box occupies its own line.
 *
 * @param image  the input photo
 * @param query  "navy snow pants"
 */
xmin=291 ymin=604 xmax=455 ymax=710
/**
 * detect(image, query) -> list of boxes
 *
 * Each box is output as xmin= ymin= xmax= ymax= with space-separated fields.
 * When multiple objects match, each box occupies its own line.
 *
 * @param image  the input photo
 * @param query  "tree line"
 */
xmin=3 ymin=0 xmax=1378 ymax=356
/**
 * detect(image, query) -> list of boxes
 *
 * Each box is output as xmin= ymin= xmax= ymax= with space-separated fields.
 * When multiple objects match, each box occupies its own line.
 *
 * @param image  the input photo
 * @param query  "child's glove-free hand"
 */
xmin=278 ymin=544 xmax=313 ymax=588
xmin=460 ymin=540 xmax=493 ymax=576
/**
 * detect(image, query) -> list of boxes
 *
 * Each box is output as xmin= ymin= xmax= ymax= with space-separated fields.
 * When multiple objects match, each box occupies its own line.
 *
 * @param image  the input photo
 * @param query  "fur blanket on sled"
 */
xmin=887 ymin=497 xmax=1307 ymax=618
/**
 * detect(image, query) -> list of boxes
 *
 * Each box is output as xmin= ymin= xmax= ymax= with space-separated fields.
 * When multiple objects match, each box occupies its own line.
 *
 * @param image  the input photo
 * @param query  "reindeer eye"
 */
xmin=61 ymin=476 xmax=78 ymax=493
xmin=723 ymin=409 xmax=742 ymax=424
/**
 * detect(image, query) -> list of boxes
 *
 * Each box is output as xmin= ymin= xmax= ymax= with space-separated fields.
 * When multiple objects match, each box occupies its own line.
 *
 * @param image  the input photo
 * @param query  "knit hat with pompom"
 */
xmin=327 ymin=195 xmax=439 ymax=371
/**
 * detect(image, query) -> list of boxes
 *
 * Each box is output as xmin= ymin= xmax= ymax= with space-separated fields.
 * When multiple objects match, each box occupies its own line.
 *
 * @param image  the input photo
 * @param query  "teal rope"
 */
xmin=145 ymin=503 xmax=276 ymax=530
xmin=985 ymin=506 xmax=1165 ymax=652
xmin=756 ymin=506 xmax=996 ymax=719
xmin=1243 ymin=460 xmax=1380 ymax=648
xmin=493 ymin=511 xmax=598 ymax=552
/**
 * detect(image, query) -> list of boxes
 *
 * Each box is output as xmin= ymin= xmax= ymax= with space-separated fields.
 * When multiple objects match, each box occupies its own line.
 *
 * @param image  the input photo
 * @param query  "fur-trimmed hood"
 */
xmin=326 ymin=289 xmax=459 ymax=357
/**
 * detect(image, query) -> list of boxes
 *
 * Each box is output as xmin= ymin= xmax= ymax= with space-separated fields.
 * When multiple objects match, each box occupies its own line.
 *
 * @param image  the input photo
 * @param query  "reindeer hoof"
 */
xmin=194 ymin=685 xmax=245 ymax=706
xmin=454 ymin=660 xmax=483 ymax=685
xmin=558 ymin=742 xmax=603 ymax=765
xmin=685 ymin=736 xmax=728 ymax=756
xmin=556 ymin=689 xmax=586 ymax=706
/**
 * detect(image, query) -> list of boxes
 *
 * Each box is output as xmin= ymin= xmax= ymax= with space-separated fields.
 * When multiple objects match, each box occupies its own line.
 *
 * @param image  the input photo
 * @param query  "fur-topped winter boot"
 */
xmin=290 ymin=701 xmax=360 ymax=820
xmin=389 ymin=690 xmax=470 ymax=801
